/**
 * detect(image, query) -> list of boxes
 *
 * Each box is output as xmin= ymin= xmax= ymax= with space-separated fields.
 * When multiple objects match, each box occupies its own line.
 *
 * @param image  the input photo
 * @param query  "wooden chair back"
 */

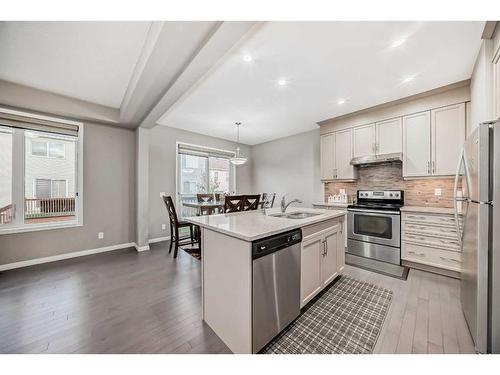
xmin=224 ymin=195 xmax=245 ymax=213
xmin=197 ymin=194 xmax=214 ymax=203
xmin=243 ymin=194 xmax=261 ymax=211
xmin=163 ymin=196 xmax=179 ymax=228
xmin=261 ymin=193 xmax=276 ymax=209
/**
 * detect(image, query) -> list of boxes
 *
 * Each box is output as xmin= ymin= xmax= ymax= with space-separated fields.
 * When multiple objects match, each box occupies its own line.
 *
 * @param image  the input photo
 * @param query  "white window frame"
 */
xmin=0 ymin=108 xmax=83 ymax=235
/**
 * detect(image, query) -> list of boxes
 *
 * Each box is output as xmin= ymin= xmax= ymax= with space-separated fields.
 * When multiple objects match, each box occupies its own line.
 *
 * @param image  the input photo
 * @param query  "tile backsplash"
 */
xmin=324 ymin=162 xmax=460 ymax=208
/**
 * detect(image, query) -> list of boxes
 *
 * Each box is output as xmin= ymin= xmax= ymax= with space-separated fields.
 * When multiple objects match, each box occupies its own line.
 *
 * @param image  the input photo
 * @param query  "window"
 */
xmin=176 ymin=143 xmax=235 ymax=217
xmin=0 ymin=108 xmax=82 ymax=234
xmin=31 ymin=140 xmax=65 ymax=159
xmin=31 ymin=141 xmax=47 ymax=156
xmin=34 ymin=179 xmax=67 ymax=198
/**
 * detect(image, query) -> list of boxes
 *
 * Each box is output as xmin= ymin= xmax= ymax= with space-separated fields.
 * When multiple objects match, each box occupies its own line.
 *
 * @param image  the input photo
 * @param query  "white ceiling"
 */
xmin=158 ymin=21 xmax=484 ymax=145
xmin=0 ymin=21 xmax=151 ymax=108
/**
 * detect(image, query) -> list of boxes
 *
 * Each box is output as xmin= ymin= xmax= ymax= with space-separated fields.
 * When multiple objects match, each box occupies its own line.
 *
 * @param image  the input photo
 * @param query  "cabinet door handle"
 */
xmin=409 ymin=250 xmax=425 ymax=256
xmin=432 ymin=161 xmax=435 ymax=174
xmin=427 ymin=161 xmax=430 ymax=175
xmin=439 ymin=256 xmax=461 ymax=263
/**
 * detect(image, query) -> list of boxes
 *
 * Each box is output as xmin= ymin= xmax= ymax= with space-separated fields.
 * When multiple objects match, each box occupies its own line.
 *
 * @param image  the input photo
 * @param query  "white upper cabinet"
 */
xmin=431 ymin=103 xmax=465 ymax=176
xmin=353 ymin=123 xmax=375 ymax=158
xmin=334 ymin=129 xmax=356 ymax=180
xmin=403 ymin=111 xmax=431 ymax=177
xmin=320 ymin=133 xmax=335 ymax=180
xmin=376 ymin=117 xmax=402 ymax=155
xmin=320 ymin=130 xmax=355 ymax=181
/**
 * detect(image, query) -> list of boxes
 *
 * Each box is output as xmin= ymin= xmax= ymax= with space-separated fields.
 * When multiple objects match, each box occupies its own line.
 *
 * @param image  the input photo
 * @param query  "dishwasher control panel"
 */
xmin=252 ymin=229 xmax=302 ymax=260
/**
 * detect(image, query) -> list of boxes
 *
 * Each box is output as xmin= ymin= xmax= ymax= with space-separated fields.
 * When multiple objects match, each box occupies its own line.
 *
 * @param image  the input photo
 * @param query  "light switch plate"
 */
xmin=434 ymin=188 xmax=442 ymax=196
xmin=98 ymin=232 xmax=104 ymax=239
xmin=162 ymin=224 xmax=166 ymax=230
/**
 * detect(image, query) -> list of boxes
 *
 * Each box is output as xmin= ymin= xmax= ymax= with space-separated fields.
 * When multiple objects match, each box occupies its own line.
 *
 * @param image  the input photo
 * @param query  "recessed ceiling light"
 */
xmin=337 ymin=99 xmax=346 ymax=105
xmin=242 ymin=54 xmax=253 ymax=62
xmin=277 ymin=79 xmax=288 ymax=86
xmin=391 ymin=38 xmax=406 ymax=48
xmin=402 ymin=76 xmax=415 ymax=84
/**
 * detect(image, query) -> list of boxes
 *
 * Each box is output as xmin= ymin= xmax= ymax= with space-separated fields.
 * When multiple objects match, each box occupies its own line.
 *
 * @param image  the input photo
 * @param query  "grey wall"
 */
xmin=250 ymin=129 xmax=323 ymax=208
xmin=148 ymin=125 xmax=252 ymax=240
xmin=0 ymin=122 xmax=136 ymax=265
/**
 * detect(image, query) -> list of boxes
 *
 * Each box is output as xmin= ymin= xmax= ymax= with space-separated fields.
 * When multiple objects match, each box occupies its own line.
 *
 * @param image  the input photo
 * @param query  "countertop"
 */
xmin=313 ymin=202 xmax=349 ymax=208
xmin=184 ymin=207 xmax=347 ymax=242
xmin=401 ymin=206 xmax=458 ymax=215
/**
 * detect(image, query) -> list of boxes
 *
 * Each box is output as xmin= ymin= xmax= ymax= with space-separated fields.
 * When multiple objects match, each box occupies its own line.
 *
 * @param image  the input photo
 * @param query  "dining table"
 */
xmin=182 ymin=200 xmax=226 ymax=216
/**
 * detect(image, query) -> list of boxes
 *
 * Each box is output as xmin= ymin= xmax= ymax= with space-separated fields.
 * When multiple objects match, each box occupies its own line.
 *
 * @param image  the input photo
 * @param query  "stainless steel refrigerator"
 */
xmin=454 ymin=119 xmax=500 ymax=353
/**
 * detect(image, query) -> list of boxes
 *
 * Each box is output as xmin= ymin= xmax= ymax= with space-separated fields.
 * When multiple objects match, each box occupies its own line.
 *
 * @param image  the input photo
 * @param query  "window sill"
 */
xmin=0 ymin=221 xmax=82 ymax=236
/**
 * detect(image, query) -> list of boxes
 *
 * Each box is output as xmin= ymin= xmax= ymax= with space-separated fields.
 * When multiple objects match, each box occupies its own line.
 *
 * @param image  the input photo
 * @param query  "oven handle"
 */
xmin=347 ymin=208 xmax=400 ymax=216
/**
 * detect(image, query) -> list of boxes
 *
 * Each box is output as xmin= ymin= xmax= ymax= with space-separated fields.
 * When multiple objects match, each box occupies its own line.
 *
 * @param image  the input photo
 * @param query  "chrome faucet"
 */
xmin=281 ymin=194 xmax=303 ymax=213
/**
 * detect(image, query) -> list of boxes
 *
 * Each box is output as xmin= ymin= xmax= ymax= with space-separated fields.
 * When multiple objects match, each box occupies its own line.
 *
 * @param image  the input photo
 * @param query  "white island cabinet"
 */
xmin=185 ymin=207 xmax=346 ymax=354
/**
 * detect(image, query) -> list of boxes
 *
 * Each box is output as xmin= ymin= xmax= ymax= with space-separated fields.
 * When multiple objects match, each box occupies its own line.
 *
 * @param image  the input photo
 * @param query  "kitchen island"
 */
xmin=185 ymin=207 xmax=347 ymax=353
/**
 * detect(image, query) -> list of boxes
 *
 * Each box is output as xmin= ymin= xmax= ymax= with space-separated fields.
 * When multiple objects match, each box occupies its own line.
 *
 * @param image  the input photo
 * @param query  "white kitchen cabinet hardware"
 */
xmin=300 ymin=223 xmax=344 ymax=307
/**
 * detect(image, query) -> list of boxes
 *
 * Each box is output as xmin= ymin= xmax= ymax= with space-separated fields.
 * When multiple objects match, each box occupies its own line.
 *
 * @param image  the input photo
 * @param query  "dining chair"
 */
xmin=163 ymin=196 xmax=200 ymax=258
xmin=224 ymin=195 xmax=245 ymax=213
xmin=260 ymin=192 xmax=276 ymax=209
xmin=243 ymin=194 xmax=261 ymax=211
xmin=197 ymin=193 xmax=214 ymax=215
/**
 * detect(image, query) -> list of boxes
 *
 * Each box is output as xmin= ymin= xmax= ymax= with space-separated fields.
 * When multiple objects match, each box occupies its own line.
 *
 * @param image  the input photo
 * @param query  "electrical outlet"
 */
xmin=98 ymin=232 xmax=104 ymax=239
xmin=162 ymin=224 xmax=166 ymax=230
xmin=434 ymin=188 xmax=442 ymax=196
xmin=160 ymin=192 xmax=166 ymax=197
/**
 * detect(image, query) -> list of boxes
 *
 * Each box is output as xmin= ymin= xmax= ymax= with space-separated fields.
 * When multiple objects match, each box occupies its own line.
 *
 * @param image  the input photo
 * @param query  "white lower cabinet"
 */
xmin=401 ymin=210 xmax=462 ymax=274
xmin=300 ymin=223 xmax=344 ymax=308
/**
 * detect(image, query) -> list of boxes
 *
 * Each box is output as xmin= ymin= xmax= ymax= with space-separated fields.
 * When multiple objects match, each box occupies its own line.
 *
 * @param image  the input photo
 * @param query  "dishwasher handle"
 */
xmin=252 ymin=229 xmax=302 ymax=260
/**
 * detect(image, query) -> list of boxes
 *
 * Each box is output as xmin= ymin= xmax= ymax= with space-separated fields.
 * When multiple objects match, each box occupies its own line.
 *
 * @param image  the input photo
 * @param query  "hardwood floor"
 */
xmin=0 ymin=242 xmax=475 ymax=354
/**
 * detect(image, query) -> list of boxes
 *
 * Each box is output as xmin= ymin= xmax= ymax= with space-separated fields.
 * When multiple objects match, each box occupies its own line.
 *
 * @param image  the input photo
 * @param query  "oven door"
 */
xmin=348 ymin=208 xmax=400 ymax=248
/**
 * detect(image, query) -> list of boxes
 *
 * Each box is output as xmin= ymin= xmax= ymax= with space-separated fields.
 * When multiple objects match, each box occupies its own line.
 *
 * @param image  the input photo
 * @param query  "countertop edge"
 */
xmin=401 ymin=206 xmax=460 ymax=214
xmin=184 ymin=210 xmax=347 ymax=242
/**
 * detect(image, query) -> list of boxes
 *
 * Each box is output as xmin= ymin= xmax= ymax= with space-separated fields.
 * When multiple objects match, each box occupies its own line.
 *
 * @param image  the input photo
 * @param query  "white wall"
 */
xmin=250 ymin=129 xmax=322 ymax=208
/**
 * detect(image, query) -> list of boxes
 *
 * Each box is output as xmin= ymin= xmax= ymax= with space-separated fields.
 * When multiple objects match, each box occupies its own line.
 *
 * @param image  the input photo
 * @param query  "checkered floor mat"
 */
xmin=261 ymin=276 xmax=393 ymax=354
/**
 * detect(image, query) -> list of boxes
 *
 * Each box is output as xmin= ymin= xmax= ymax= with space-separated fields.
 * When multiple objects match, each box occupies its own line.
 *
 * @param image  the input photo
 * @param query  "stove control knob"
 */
xmin=389 ymin=193 xmax=393 ymax=197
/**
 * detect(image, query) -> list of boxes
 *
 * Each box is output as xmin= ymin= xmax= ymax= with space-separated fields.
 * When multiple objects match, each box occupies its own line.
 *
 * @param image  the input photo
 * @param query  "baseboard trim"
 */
xmin=148 ymin=236 xmax=171 ymax=244
xmin=134 ymin=244 xmax=150 ymax=252
xmin=0 ymin=242 xmax=136 ymax=272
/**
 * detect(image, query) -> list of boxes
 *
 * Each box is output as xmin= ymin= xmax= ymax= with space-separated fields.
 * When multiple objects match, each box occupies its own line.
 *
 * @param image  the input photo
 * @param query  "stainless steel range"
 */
xmin=347 ymin=190 xmax=404 ymax=265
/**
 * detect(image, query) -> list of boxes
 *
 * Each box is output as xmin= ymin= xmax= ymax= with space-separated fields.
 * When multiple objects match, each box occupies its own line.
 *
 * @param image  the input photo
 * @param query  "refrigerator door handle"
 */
xmin=454 ymin=148 xmax=465 ymax=245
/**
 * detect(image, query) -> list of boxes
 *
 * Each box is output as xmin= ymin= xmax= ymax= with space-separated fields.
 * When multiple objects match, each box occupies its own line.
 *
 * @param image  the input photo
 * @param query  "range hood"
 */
xmin=350 ymin=152 xmax=403 ymax=166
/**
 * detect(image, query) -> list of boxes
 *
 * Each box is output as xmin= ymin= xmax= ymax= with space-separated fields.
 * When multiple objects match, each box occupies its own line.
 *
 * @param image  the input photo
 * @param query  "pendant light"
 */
xmin=230 ymin=122 xmax=248 ymax=166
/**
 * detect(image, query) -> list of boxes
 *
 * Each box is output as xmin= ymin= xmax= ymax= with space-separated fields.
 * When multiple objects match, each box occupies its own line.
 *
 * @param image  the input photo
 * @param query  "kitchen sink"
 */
xmin=270 ymin=212 xmax=321 ymax=219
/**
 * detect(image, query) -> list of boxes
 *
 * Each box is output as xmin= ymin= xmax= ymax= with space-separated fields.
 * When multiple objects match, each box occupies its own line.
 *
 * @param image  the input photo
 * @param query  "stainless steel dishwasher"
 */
xmin=252 ymin=229 xmax=302 ymax=353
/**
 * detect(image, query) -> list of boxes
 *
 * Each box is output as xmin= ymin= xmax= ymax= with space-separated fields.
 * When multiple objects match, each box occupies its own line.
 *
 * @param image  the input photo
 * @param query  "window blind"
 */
xmin=177 ymin=143 xmax=235 ymax=159
xmin=0 ymin=110 xmax=80 ymax=137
